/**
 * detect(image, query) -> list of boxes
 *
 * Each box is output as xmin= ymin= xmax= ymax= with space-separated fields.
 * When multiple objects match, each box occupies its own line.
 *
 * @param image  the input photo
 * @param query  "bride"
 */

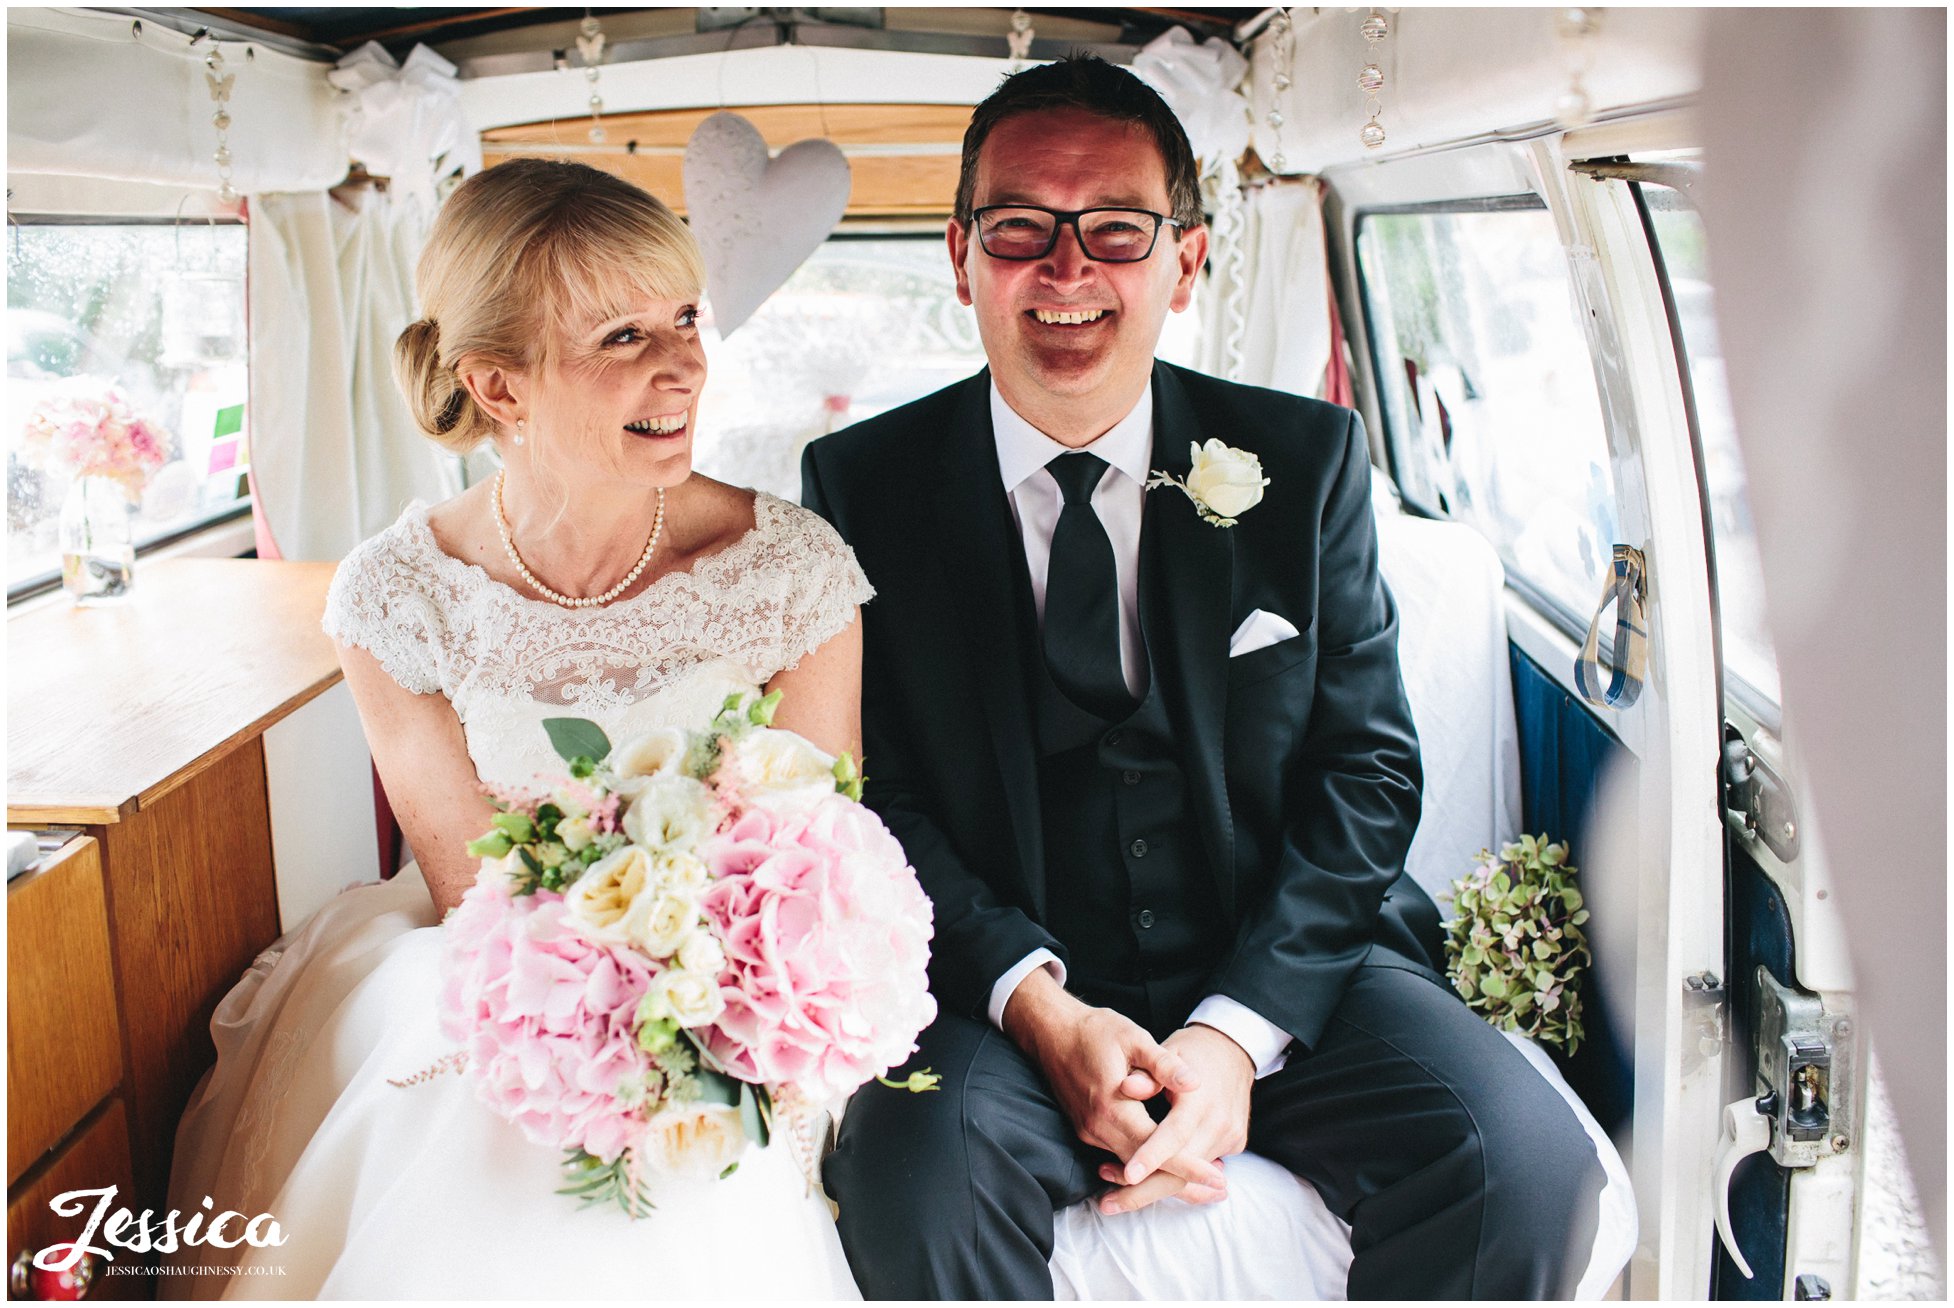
xmin=165 ymin=159 xmax=872 ymax=1299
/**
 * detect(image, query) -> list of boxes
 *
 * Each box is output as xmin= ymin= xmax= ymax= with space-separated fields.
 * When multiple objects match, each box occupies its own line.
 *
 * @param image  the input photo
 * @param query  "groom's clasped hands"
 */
xmin=1001 ymin=966 xmax=1254 ymax=1216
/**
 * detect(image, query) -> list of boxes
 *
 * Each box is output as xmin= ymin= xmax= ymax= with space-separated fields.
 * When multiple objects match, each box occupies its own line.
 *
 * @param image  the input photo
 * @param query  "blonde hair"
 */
xmin=394 ymin=158 xmax=706 ymax=452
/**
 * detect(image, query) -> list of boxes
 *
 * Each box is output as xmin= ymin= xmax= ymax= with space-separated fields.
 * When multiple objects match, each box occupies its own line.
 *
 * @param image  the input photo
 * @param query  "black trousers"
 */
xmin=825 ymin=950 xmax=1607 ymax=1300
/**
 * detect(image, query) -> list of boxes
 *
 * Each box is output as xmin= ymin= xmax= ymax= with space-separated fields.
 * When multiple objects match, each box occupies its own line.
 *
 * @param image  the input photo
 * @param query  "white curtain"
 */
xmin=7 ymin=8 xmax=347 ymax=193
xmin=1699 ymin=7 xmax=1945 ymax=1258
xmin=247 ymin=189 xmax=459 ymax=561
xmin=1198 ymin=179 xmax=1332 ymax=397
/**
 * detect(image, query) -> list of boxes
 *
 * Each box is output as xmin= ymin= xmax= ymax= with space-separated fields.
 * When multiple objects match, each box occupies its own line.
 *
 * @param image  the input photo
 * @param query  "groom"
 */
xmin=802 ymin=56 xmax=1604 ymax=1299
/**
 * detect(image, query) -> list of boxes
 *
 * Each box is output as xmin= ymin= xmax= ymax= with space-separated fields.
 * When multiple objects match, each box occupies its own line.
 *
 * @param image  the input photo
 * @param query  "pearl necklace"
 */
xmin=493 ymin=469 xmax=665 ymax=609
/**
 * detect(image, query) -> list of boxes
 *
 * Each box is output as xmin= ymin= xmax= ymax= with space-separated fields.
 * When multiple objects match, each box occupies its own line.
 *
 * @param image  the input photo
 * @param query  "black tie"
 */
xmin=1042 ymin=452 xmax=1132 ymax=720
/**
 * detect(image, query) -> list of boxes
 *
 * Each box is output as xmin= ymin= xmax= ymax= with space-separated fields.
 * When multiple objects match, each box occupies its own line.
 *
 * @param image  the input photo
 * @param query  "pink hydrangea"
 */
xmin=440 ymin=879 xmax=660 ymax=1163
xmin=696 ymin=794 xmax=936 ymax=1103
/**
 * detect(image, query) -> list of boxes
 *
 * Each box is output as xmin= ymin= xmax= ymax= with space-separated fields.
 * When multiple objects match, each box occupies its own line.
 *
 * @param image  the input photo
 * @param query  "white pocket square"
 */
xmin=1228 ymin=609 xmax=1301 ymax=657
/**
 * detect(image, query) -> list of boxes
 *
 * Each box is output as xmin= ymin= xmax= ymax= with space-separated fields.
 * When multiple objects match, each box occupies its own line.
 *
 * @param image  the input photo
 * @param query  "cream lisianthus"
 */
xmin=622 ymin=775 xmax=713 ymax=853
xmin=610 ymin=728 xmax=689 ymax=800
xmin=639 ymin=965 xmax=727 ymax=1028
xmin=564 ymin=846 xmax=656 ymax=941
xmin=656 ymin=850 xmax=711 ymax=895
xmin=721 ymin=728 xmax=838 ymax=810
xmin=639 ymin=1103 xmax=748 ymax=1181
xmin=634 ymin=892 xmax=703 ymax=958
xmin=1147 ymin=439 xmax=1271 ymax=527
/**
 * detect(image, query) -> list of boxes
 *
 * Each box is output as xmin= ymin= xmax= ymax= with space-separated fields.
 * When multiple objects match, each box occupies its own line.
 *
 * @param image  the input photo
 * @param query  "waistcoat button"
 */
xmin=1129 ymin=838 xmax=1149 ymax=858
xmin=1122 ymin=769 xmax=1141 ymax=786
xmin=1135 ymin=909 xmax=1157 ymax=929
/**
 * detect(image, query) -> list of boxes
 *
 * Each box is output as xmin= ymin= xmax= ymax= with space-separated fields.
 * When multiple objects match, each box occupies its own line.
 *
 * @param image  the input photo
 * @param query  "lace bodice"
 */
xmin=322 ymin=491 xmax=873 ymax=789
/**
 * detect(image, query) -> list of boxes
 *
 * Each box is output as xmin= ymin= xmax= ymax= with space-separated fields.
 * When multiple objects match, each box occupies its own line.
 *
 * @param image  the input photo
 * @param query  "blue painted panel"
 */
xmin=1508 ymin=646 xmax=1634 ymax=1135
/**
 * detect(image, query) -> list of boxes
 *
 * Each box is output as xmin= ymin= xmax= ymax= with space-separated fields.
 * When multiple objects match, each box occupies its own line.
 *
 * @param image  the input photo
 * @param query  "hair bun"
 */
xmin=394 ymin=317 xmax=470 ymax=438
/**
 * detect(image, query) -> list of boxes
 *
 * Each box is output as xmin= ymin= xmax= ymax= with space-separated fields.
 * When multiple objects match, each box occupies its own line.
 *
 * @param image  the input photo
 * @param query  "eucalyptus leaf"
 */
xmin=693 ymin=1063 xmax=742 ymax=1107
xmin=739 ymin=1081 xmax=771 ymax=1148
xmin=543 ymin=717 xmax=613 ymax=766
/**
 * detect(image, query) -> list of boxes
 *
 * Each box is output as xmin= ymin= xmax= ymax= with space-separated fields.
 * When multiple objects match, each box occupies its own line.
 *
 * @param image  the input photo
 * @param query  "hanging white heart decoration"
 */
xmin=682 ymin=111 xmax=852 ymax=336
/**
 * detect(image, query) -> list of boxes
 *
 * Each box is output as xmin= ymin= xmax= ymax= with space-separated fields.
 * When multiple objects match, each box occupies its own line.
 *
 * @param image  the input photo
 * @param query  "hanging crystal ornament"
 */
xmin=577 ymin=14 xmax=608 ymax=144
xmin=1266 ymin=7 xmax=1294 ymax=172
xmin=1358 ymin=10 xmax=1389 ymax=150
xmin=1007 ymin=9 xmax=1035 ymax=66
xmin=1554 ymin=8 xmax=1602 ymax=130
xmin=205 ymin=46 xmax=238 ymax=203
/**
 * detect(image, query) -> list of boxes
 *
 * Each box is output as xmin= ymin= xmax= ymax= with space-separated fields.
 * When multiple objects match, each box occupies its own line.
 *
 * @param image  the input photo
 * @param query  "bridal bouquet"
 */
xmin=439 ymin=692 xmax=937 ymax=1217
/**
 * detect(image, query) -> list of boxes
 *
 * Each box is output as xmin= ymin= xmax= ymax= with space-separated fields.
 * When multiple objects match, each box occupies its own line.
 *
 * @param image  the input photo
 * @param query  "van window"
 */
xmin=8 ymin=221 xmax=250 ymax=595
xmin=1637 ymin=184 xmax=1782 ymax=712
xmin=1357 ymin=203 xmax=1618 ymax=631
xmin=694 ymin=236 xmax=987 ymax=501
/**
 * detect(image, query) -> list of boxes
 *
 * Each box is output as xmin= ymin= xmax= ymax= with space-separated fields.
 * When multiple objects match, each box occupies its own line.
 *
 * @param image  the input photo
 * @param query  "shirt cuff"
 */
xmin=988 ymin=949 xmax=1067 ymax=1030
xmin=1188 ymin=994 xmax=1293 ymax=1078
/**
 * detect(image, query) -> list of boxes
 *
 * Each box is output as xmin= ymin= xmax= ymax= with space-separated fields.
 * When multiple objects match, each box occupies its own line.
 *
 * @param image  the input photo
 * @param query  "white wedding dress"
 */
xmin=165 ymin=491 xmax=873 ymax=1300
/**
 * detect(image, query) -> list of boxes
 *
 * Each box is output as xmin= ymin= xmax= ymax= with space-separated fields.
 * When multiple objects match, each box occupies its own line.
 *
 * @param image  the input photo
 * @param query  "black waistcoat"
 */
xmin=1032 ymin=642 xmax=1231 ymax=1040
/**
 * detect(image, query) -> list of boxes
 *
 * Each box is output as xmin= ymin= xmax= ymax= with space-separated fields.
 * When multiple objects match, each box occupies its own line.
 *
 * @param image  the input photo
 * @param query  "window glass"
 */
xmin=690 ymin=234 xmax=1203 ymax=501
xmin=691 ymin=238 xmax=987 ymax=501
xmin=1640 ymin=184 xmax=1782 ymax=709
xmin=8 ymin=222 xmax=250 ymax=594
xmin=1358 ymin=205 xmax=1618 ymax=627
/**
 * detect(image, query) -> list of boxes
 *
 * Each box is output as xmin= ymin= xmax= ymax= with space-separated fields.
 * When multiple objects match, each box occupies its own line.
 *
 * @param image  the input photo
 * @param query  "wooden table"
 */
xmin=7 ymin=559 xmax=341 ymax=1287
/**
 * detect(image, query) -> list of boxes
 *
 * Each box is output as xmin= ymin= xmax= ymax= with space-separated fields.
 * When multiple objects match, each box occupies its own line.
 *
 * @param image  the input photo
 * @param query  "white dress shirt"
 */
xmin=984 ymin=382 xmax=1292 ymax=1078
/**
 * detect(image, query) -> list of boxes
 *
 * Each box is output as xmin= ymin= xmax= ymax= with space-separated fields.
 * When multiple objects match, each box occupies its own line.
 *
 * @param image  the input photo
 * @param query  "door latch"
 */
xmin=1722 ymin=725 xmax=1801 ymax=862
xmin=1711 ymin=968 xmax=1853 ymax=1278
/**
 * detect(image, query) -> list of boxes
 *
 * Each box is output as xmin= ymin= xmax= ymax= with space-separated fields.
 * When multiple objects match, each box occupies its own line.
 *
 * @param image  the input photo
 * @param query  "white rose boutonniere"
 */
xmin=1146 ymin=439 xmax=1271 ymax=527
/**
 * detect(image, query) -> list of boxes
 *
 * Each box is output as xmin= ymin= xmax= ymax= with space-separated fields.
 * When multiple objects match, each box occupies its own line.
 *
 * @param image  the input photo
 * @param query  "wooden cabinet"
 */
xmin=8 ymin=837 xmax=121 ymax=1185
xmin=7 ymin=560 xmax=341 ymax=1292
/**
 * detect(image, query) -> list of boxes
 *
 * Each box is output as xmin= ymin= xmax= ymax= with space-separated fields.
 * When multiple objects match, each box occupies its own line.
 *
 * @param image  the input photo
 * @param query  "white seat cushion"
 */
xmin=1050 ymin=1029 xmax=1638 ymax=1300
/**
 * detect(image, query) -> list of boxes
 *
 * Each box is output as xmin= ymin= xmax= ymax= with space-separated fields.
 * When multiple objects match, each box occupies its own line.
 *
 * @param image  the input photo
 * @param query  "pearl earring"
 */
xmin=513 ymin=419 xmax=526 ymax=447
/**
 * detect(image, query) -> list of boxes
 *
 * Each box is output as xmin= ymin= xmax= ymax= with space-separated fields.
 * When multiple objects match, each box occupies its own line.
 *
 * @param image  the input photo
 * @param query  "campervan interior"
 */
xmin=5 ymin=5 xmax=1944 ymax=1301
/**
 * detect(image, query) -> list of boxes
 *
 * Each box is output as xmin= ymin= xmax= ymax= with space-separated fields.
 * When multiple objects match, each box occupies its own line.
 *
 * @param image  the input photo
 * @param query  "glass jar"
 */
xmin=59 ymin=475 xmax=135 ymax=604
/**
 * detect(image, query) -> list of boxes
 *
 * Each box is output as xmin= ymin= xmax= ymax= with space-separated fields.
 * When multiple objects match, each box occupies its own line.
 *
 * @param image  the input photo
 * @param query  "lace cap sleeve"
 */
xmin=321 ymin=509 xmax=449 ymax=696
xmin=770 ymin=496 xmax=875 ymax=673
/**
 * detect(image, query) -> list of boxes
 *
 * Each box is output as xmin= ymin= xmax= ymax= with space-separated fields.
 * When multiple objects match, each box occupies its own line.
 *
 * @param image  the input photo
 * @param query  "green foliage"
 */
xmin=543 ymin=717 xmax=613 ymax=767
xmin=1444 ymin=835 xmax=1593 ymax=1054
xmin=557 ymin=1148 xmax=655 ymax=1220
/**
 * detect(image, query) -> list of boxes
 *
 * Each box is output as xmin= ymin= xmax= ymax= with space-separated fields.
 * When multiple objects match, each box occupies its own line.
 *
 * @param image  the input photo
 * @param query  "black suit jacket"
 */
xmin=801 ymin=361 xmax=1430 ymax=1050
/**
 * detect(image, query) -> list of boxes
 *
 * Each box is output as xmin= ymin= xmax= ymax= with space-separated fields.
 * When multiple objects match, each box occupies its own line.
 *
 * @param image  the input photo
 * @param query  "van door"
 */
xmin=1333 ymin=133 xmax=1731 ymax=1297
xmin=1628 ymin=169 xmax=1863 ymax=1300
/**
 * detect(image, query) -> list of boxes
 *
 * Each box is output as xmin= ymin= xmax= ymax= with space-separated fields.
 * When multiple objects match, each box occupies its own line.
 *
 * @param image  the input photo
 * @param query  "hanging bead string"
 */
xmin=1555 ymin=8 xmax=1601 ymax=129
xmin=1359 ymin=10 xmax=1389 ymax=150
xmin=1265 ymin=8 xmax=1293 ymax=173
xmin=205 ymin=46 xmax=239 ymax=203
xmin=1007 ymin=8 xmax=1035 ymax=68
xmin=577 ymin=13 xmax=609 ymax=144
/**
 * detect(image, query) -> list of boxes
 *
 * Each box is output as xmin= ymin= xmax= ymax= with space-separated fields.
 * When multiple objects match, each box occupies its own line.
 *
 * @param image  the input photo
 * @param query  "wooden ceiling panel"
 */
xmin=481 ymin=104 xmax=969 ymax=218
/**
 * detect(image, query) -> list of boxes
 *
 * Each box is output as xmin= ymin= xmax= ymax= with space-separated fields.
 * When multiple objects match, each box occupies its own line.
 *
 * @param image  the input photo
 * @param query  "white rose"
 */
xmin=633 ymin=892 xmax=702 ymax=958
xmin=557 ymin=814 xmax=596 ymax=852
xmin=622 ymin=775 xmax=713 ymax=853
xmin=641 ymin=966 xmax=726 ymax=1028
xmin=564 ymin=845 xmax=655 ymax=940
xmin=728 ymin=728 xmax=837 ymax=809
xmin=1184 ymin=439 xmax=1269 ymax=520
xmin=677 ymin=930 xmax=726 ymax=977
xmin=639 ymin=1103 xmax=748 ymax=1181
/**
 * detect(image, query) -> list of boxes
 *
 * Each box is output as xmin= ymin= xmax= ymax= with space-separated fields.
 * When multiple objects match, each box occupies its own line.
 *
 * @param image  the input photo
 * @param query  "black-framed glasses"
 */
xmin=970 ymin=205 xmax=1182 ymax=263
